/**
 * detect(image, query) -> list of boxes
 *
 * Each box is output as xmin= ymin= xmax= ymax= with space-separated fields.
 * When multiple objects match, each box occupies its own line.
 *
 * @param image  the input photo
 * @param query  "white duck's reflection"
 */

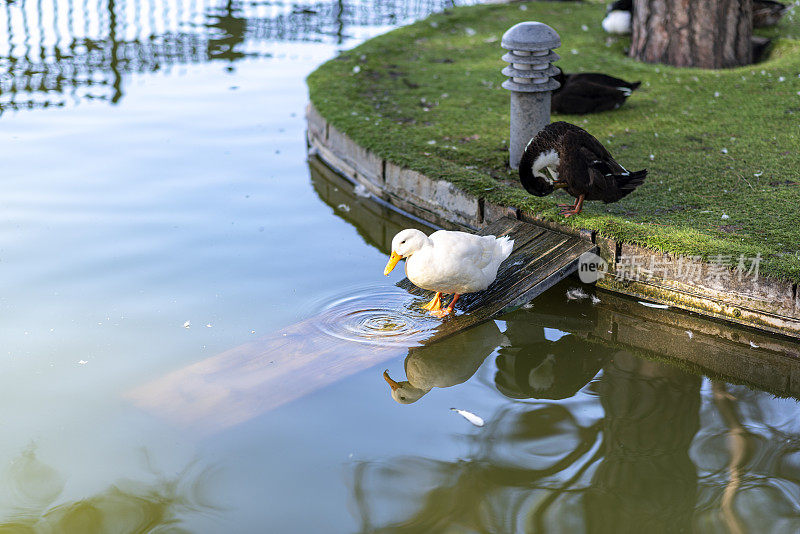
xmin=383 ymin=320 xmax=505 ymax=403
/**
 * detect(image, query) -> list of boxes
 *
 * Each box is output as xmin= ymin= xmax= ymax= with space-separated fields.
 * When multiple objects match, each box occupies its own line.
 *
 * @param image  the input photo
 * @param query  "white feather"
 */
xmin=638 ymin=301 xmax=669 ymax=309
xmin=524 ymin=137 xmax=536 ymax=152
xmin=451 ymin=408 xmax=484 ymax=427
xmin=566 ymin=287 xmax=589 ymax=301
xmin=529 ymin=354 xmax=556 ymax=391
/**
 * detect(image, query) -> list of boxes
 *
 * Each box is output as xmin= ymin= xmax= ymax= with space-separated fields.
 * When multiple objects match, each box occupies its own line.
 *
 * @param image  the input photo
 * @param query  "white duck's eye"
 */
xmin=400 ymin=240 xmax=406 ymax=244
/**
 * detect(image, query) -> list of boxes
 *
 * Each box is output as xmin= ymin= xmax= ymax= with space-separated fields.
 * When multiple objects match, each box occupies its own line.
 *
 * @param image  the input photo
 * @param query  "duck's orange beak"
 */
xmin=383 ymin=370 xmax=400 ymax=390
xmin=383 ymin=251 xmax=402 ymax=276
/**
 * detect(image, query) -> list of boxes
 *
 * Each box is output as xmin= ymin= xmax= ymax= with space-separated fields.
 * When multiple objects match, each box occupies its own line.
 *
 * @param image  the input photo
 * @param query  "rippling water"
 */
xmin=2 ymin=0 xmax=800 ymax=532
xmin=313 ymin=285 xmax=441 ymax=346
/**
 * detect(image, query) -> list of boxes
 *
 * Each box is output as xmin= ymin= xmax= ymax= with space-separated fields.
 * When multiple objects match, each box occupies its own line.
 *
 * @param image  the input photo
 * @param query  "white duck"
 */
xmin=383 ymin=229 xmax=514 ymax=317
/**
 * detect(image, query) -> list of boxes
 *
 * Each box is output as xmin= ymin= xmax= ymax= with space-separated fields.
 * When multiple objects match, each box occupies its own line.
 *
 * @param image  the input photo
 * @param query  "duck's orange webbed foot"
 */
xmin=559 ymin=207 xmax=582 ymax=218
xmin=558 ymin=195 xmax=585 ymax=218
xmin=430 ymin=294 xmax=460 ymax=318
xmin=421 ymin=292 xmax=442 ymax=311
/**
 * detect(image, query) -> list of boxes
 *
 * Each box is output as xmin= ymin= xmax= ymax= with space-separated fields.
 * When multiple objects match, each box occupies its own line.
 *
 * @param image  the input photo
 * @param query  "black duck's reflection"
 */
xmin=383 ymin=320 xmax=505 ymax=404
xmin=495 ymin=316 xmax=607 ymax=401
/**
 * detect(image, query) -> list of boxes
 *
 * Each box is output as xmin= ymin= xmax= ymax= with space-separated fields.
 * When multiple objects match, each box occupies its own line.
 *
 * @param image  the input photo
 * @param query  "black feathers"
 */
xmin=614 ymin=169 xmax=648 ymax=195
xmin=552 ymin=71 xmax=641 ymax=115
xmin=607 ymin=0 xmax=632 ymax=13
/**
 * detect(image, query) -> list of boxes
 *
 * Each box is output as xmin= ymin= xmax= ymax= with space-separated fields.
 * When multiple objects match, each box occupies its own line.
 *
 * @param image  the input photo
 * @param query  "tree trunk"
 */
xmin=630 ymin=0 xmax=752 ymax=69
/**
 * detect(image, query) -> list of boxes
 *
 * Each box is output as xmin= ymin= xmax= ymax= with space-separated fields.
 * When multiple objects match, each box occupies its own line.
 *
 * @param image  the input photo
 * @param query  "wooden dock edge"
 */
xmin=306 ymin=103 xmax=800 ymax=340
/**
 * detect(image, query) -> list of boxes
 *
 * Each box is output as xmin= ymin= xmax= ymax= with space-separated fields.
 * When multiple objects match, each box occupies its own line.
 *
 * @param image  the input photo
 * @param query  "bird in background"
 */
xmin=519 ymin=121 xmax=647 ymax=217
xmin=601 ymin=0 xmax=632 ymax=34
xmin=552 ymin=70 xmax=641 ymax=114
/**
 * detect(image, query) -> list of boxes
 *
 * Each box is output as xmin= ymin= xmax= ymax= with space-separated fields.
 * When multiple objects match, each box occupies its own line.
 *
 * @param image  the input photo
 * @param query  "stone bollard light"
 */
xmin=501 ymin=22 xmax=561 ymax=170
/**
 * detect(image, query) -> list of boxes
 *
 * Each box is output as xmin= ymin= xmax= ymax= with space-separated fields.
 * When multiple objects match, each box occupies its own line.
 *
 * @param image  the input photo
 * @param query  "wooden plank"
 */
xmin=506 ymin=238 xmax=596 ymax=309
xmin=127 ymin=318 xmax=406 ymax=434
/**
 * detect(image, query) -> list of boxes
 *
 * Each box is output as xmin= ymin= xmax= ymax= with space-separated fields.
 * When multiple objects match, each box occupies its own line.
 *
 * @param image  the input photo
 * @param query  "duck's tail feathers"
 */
xmin=496 ymin=235 xmax=514 ymax=261
xmin=615 ymin=81 xmax=640 ymax=97
xmin=616 ymin=169 xmax=647 ymax=195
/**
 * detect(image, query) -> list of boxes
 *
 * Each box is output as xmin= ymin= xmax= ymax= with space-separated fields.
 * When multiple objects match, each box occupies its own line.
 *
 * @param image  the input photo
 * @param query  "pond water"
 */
xmin=2 ymin=0 xmax=800 ymax=532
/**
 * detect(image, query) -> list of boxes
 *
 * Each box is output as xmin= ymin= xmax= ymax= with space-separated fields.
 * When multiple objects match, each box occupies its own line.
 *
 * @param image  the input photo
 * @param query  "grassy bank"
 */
xmin=307 ymin=1 xmax=800 ymax=282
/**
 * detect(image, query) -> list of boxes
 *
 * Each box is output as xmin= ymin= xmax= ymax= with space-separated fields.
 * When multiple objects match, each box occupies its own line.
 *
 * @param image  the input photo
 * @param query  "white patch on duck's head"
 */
xmin=529 ymin=354 xmax=556 ymax=392
xmin=532 ymin=149 xmax=560 ymax=182
xmin=391 ymin=229 xmax=429 ymax=257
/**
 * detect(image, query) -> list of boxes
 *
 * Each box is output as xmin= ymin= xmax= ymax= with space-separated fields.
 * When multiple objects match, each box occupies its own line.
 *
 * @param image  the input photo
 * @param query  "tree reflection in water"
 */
xmin=583 ymin=352 xmax=700 ymax=534
xmin=351 ymin=310 xmax=800 ymax=533
xmin=0 ymin=445 xmax=220 ymax=532
xmin=0 ymin=0 xmax=475 ymax=114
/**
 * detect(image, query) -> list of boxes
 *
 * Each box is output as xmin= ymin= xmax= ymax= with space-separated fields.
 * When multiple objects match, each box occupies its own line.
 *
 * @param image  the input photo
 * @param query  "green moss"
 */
xmin=308 ymin=1 xmax=800 ymax=283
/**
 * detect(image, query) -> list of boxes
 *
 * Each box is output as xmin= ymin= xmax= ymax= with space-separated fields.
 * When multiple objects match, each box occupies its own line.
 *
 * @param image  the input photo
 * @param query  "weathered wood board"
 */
xmin=588 ymin=292 xmax=800 ymax=396
xmin=127 ymin=318 xmax=406 ymax=434
xmin=404 ymin=216 xmax=598 ymax=345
